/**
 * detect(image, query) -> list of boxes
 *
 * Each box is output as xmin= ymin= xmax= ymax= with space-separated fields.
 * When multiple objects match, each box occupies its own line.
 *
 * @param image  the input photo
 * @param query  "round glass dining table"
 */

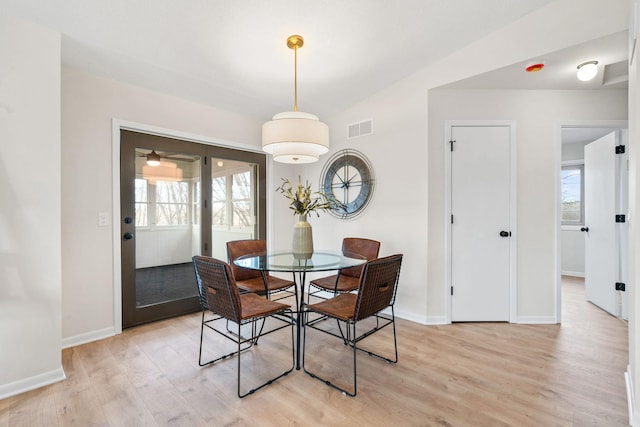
xmin=233 ymin=250 xmax=366 ymax=369
xmin=234 ymin=250 xmax=366 ymax=275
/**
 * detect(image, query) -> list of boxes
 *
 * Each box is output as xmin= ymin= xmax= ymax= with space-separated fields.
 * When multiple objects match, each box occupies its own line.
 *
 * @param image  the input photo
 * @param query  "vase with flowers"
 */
xmin=276 ymin=177 xmax=340 ymax=258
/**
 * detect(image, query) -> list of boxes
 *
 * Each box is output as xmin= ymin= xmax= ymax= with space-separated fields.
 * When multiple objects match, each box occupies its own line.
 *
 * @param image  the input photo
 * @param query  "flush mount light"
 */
xmin=146 ymin=150 xmax=161 ymax=166
xmin=262 ymin=35 xmax=329 ymax=164
xmin=576 ymin=61 xmax=598 ymax=81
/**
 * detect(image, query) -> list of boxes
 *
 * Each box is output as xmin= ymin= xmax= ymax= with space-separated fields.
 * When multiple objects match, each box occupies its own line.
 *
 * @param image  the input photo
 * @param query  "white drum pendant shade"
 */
xmin=262 ymin=35 xmax=329 ymax=163
xmin=262 ymin=111 xmax=329 ymax=163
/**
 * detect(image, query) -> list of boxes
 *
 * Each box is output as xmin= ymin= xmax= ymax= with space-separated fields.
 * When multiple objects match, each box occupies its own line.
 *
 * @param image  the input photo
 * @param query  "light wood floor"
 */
xmin=1 ymin=276 xmax=629 ymax=426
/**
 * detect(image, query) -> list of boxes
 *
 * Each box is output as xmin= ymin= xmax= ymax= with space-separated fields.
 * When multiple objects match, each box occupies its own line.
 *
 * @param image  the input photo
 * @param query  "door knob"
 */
xmin=123 ymin=232 xmax=134 ymax=240
xmin=580 ymin=227 xmax=589 ymax=232
xmin=499 ymin=231 xmax=511 ymax=237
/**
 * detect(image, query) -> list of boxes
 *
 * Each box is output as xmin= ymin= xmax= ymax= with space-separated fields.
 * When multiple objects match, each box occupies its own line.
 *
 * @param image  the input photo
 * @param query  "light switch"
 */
xmin=98 ymin=212 xmax=110 ymax=227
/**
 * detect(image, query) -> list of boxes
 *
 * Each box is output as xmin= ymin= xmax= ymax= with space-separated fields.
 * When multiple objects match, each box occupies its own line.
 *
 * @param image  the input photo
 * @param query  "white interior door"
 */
xmin=450 ymin=125 xmax=512 ymax=322
xmin=584 ymin=131 xmax=626 ymax=317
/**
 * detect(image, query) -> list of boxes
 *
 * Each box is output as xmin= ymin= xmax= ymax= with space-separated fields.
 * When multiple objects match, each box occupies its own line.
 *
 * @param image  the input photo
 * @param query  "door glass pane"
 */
xmin=211 ymin=159 xmax=257 ymax=260
xmin=134 ymin=149 xmax=201 ymax=307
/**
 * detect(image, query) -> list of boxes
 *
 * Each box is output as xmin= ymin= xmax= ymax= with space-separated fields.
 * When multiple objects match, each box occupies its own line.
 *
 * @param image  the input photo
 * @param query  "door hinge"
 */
xmin=204 ymin=242 xmax=208 ymax=252
xmin=451 ymin=214 xmax=454 ymax=224
xmin=204 ymin=156 xmax=208 ymax=165
xmin=616 ymin=214 xmax=626 ymax=223
xmin=204 ymin=199 xmax=207 ymax=208
xmin=451 ymin=286 xmax=454 ymax=296
xmin=450 ymin=140 xmax=455 ymax=151
xmin=615 ymin=282 xmax=626 ymax=292
xmin=616 ymin=145 xmax=626 ymax=154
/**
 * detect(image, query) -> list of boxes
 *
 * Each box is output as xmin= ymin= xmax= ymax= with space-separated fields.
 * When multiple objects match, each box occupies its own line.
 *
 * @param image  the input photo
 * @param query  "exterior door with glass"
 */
xmin=120 ymin=130 xmax=266 ymax=328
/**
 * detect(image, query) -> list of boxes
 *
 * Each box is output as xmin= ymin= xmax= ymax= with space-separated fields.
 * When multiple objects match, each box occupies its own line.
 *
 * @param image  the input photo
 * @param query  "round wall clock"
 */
xmin=320 ymin=149 xmax=374 ymax=219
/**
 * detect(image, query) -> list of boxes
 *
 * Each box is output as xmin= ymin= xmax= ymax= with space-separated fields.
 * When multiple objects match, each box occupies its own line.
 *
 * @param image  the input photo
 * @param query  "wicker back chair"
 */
xmin=227 ymin=239 xmax=298 ymax=305
xmin=192 ymin=255 xmax=294 ymax=398
xmin=307 ymin=237 xmax=380 ymax=302
xmin=302 ymin=254 xmax=403 ymax=396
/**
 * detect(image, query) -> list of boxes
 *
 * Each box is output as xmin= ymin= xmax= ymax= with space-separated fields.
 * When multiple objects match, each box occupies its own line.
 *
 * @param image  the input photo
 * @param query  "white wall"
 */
xmin=302 ymin=0 xmax=628 ymax=326
xmin=0 ymin=16 xmax=63 ymax=397
xmin=61 ymin=67 xmax=274 ymax=344
xmin=292 ymin=80 xmax=431 ymax=324
xmin=2 ymin=0 xmax=631 ymax=400
xmin=628 ymin=0 xmax=640 ymax=423
xmin=428 ymin=90 xmax=627 ymax=322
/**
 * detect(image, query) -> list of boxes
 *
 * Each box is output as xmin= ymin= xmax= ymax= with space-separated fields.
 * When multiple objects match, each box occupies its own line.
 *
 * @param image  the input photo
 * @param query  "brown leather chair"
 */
xmin=192 ymin=255 xmax=294 ymax=397
xmin=307 ymin=237 xmax=380 ymax=303
xmin=227 ymin=239 xmax=298 ymax=305
xmin=302 ymin=254 xmax=403 ymax=396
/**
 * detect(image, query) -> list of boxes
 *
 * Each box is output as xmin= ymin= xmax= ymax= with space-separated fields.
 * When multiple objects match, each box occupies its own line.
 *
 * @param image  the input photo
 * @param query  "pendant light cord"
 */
xmin=293 ymin=43 xmax=298 ymax=112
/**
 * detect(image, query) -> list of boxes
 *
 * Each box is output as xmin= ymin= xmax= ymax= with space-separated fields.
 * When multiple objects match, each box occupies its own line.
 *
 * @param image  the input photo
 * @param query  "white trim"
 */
xmin=562 ymin=159 xmax=584 ymax=166
xmin=394 ymin=310 xmax=428 ymax=325
xmin=515 ymin=316 xmax=557 ymax=324
xmin=61 ymin=327 xmax=115 ymax=349
xmin=555 ymin=120 xmax=629 ymax=325
xmin=561 ymin=271 xmax=585 ymax=278
xmin=444 ymin=120 xmax=517 ymax=324
xmin=425 ymin=316 xmax=448 ymax=325
xmin=626 ymin=366 xmax=637 ymax=425
xmin=111 ymin=119 xmax=269 ymax=335
xmin=0 ymin=367 xmax=66 ymax=400
xmin=562 ymin=225 xmax=583 ymax=231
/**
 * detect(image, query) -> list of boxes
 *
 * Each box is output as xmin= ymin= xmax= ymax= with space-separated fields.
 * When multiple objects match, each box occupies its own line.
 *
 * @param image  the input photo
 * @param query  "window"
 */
xmin=135 ymin=179 xmax=191 ymax=227
xmin=561 ymin=164 xmax=584 ymax=225
xmin=211 ymin=168 xmax=254 ymax=229
xmin=135 ymin=178 xmax=148 ymax=227
xmin=211 ymin=176 xmax=226 ymax=226
xmin=155 ymin=181 xmax=189 ymax=226
xmin=231 ymin=171 xmax=252 ymax=227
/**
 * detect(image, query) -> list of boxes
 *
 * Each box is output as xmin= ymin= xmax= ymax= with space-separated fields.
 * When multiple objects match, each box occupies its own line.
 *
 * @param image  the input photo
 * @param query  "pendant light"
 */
xmin=146 ymin=150 xmax=161 ymax=166
xmin=262 ymin=35 xmax=329 ymax=163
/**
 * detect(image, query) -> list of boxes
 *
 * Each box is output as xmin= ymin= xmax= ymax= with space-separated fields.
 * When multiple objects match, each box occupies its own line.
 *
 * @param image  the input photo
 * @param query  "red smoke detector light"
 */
xmin=525 ymin=63 xmax=544 ymax=73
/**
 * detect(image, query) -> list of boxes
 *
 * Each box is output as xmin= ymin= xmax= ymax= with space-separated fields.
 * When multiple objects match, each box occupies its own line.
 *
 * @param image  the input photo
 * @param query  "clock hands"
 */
xmin=321 ymin=149 xmax=373 ymax=219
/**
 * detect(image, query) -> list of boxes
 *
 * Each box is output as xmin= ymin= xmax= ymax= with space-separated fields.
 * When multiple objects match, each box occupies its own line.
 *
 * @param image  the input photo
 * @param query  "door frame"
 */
xmin=556 ymin=120 xmax=628 ymax=323
xmin=444 ymin=120 xmax=517 ymax=324
xmin=111 ymin=119 xmax=272 ymax=334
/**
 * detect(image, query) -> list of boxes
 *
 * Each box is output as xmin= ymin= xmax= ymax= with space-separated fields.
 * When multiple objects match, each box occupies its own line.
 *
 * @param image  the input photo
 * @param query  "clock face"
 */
xmin=321 ymin=149 xmax=374 ymax=219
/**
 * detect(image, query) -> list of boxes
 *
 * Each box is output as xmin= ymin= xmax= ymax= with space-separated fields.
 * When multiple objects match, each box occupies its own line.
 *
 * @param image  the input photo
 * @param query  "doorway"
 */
xmin=120 ymin=130 xmax=266 ymax=328
xmin=446 ymin=121 xmax=516 ymax=322
xmin=559 ymin=123 xmax=628 ymax=321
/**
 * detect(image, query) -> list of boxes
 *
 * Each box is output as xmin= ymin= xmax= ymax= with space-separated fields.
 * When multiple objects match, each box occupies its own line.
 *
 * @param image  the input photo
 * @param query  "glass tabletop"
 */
xmin=234 ymin=250 xmax=366 ymax=273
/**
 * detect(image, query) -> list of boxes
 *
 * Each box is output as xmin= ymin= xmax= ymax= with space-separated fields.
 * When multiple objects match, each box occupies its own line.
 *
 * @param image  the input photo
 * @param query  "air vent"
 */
xmin=347 ymin=119 xmax=373 ymax=139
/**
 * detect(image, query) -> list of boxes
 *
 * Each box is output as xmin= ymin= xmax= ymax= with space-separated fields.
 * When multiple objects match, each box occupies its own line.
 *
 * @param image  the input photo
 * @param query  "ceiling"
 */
xmin=438 ymin=30 xmax=629 ymax=91
xmin=2 ymin=0 xmax=574 ymax=121
xmin=3 ymin=0 xmax=628 ymax=145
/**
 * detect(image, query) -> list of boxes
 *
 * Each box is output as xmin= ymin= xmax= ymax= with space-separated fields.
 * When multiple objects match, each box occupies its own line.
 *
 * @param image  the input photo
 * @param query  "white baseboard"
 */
xmin=626 ymin=367 xmax=637 ymax=425
xmin=393 ymin=309 xmax=428 ymax=325
xmin=425 ymin=316 xmax=448 ymax=325
xmin=516 ymin=316 xmax=558 ymax=324
xmin=561 ymin=271 xmax=585 ymax=277
xmin=0 ymin=367 xmax=66 ymax=400
xmin=62 ymin=326 xmax=116 ymax=349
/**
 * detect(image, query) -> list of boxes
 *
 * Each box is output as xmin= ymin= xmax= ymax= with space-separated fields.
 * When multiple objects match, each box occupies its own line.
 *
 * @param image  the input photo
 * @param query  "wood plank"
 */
xmin=0 ymin=277 xmax=629 ymax=426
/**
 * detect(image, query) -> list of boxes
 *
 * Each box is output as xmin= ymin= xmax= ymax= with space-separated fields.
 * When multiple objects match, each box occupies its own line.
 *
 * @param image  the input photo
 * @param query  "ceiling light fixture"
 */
xmin=146 ymin=150 xmax=161 ymax=166
xmin=262 ymin=35 xmax=329 ymax=164
xmin=576 ymin=60 xmax=598 ymax=81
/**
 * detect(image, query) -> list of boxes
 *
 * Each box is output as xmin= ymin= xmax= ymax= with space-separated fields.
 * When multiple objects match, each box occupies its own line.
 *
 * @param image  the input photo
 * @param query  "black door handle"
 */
xmin=123 ymin=232 xmax=134 ymax=240
xmin=580 ymin=227 xmax=589 ymax=232
xmin=499 ymin=231 xmax=511 ymax=237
